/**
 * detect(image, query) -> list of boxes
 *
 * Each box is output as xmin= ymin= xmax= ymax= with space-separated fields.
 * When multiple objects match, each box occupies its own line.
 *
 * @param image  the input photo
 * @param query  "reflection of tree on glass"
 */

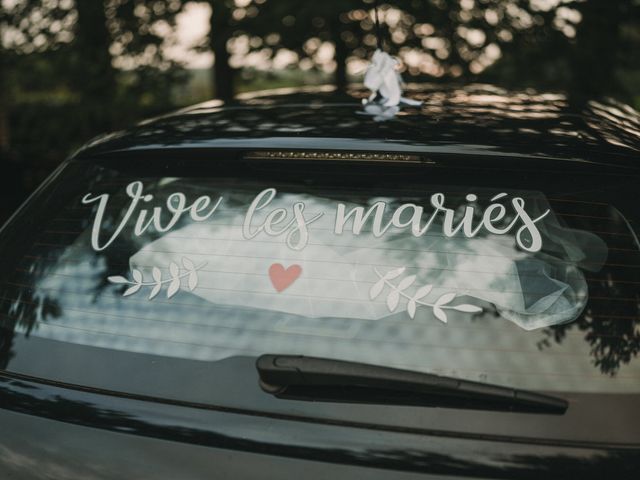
xmin=537 ymin=203 xmax=640 ymax=375
xmin=2 ymin=159 xmax=640 ymax=395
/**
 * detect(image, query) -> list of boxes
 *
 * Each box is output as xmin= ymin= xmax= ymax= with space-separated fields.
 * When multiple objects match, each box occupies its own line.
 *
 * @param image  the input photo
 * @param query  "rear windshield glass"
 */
xmin=1 ymin=158 xmax=640 ymax=394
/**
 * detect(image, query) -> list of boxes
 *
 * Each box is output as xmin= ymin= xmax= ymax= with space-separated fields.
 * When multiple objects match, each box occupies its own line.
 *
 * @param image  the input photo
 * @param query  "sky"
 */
xmin=170 ymin=1 xmax=336 ymax=74
xmin=170 ymin=1 xmax=214 ymax=69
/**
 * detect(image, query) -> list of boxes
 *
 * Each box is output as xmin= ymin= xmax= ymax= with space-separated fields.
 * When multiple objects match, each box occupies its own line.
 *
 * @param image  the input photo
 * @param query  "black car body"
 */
xmin=1 ymin=85 xmax=640 ymax=479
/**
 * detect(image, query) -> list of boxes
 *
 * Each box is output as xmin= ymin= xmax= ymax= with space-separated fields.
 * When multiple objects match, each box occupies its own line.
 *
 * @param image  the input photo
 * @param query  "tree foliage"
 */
xmin=3 ymin=1 xmax=187 ymax=142
xmin=207 ymin=0 xmax=639 ymax=102
xmin=2 ymin=0 xmax=639 ymax=166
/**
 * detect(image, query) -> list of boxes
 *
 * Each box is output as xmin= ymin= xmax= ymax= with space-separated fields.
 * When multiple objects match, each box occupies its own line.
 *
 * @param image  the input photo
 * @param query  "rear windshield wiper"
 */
xmin=256 ymin=354 xmax=568 ymax=415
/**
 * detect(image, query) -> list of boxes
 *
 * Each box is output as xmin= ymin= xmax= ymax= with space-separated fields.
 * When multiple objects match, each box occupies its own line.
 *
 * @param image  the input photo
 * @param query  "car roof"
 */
xmin=75 ymin=84 xmax=640 ymax=167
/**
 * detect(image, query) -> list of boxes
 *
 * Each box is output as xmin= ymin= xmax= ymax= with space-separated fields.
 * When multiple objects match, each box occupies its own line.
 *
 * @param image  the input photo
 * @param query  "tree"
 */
xmin=3 ymin=0 xmax=188 ymax=151
xmin=1 ymin=0 xmax=191 ymax=221
xmin=104 ymin=0 xmax=187 ymax=109
xmin=1 ymin=0 xmax=75 ymax=155
xmin=205 ymin=0 xmax=639 ymax=104
xmin=72 ymin=0 xmax=116 ymax=100
xmin=206 ymin=0 xmax=236 ymax=100
xmin=229 ymin=0 xmax=371 ymax=92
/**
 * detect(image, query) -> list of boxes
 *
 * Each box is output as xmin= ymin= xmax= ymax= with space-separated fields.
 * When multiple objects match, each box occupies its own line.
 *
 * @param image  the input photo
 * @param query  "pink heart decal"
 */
xmin=269 ymin=263 xmax=302 ymax=292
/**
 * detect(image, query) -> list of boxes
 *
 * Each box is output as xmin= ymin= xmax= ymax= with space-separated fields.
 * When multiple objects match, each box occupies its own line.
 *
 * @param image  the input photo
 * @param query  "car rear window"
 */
xmin=1 ymin=156 xmax=640 ymax=396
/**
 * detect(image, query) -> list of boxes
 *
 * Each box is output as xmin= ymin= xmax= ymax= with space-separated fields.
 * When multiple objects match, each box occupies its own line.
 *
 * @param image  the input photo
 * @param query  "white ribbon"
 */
xmin=363 ymin=49 xmax=423 ymax=109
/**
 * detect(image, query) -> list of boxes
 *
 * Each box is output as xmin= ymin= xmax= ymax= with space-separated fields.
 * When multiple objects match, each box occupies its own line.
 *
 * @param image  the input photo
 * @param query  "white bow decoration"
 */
xmin=364 ymin=49 xmax=403 ymax=106
xmin=362 ymin=49 xmax=422 ymax=120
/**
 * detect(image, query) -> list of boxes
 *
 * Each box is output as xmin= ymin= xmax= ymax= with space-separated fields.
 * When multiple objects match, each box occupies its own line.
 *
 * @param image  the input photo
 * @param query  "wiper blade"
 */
xmin=256 ymin=355 xmax=568 ymax=415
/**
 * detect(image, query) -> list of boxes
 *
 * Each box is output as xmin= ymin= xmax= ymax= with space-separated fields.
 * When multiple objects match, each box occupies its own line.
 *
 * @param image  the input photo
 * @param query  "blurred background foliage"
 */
xmin=1 ymin=0 xmax=639 ymax=221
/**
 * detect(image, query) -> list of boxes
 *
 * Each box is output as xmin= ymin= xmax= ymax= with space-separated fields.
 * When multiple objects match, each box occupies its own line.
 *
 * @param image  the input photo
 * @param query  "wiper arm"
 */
xmin=256 ymin=355 xmax=568 ymax=415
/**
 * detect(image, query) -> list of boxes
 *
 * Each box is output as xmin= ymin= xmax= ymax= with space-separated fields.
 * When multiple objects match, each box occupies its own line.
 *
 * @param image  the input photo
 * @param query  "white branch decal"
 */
xmin=370 ymin=267 xmax=483 ymax=322
xmin=108 ymin=257 xmax=206 ymax=299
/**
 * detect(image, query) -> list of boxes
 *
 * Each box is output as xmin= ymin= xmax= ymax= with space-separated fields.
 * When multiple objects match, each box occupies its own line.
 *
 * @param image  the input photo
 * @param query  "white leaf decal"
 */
xmin=386 ymin=290 xmax=400 ymax=312
xmin=169 ymin=262 xmax=180 ymax=279
xmin=413 ymin=284 xmax=433 ymax=300
xmin=384 ymin=267 xmax=405 ymax=280
xmin=370 ymin=267 xmax=481 ymax=322
xmin=182 ymin=257 xmax=195 ymax=271
xmin=188 ymin=271 xmax=198 ymax=291
xmin=112 ymin=257 xmax=201 ymax=300
xmin=453 ymin=304 xmax=483 ymax=313
xmin=369 ymin=278 xmax=386 ymax=300
xmin=407 ymin=300 xmax=417 ymax=319
xmin=433 ymin=307 xmax=448 ymax=323
xmin=167 ymin=278 xmax=180 ymax=298
xmin=132 ymin=269 xmax=143 ymax=284
xmin=108 ymin=276 xmax=129 ymax=285
xmin=435 ymin=292 xmax=456 ymax=307
xmin=123 ymin=284 xmax=142 ymax=297
xmin=396 ymin=275 xmax=416 ymax=292
xmin=149 ymin=282 xmax=162 ymax=300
